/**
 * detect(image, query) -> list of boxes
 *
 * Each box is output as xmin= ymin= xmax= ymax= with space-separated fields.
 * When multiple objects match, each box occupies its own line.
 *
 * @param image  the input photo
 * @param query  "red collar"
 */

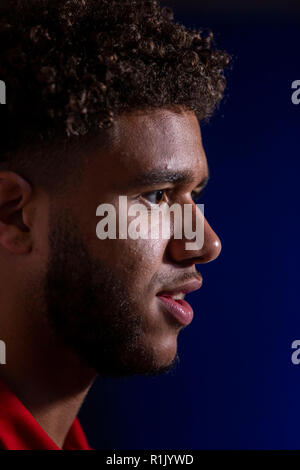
xmin=0 ymin=379 xmax=92 ymax=450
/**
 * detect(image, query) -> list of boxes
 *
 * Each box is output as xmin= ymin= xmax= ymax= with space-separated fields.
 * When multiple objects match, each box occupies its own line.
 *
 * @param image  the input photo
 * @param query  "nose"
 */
xmin=167 ymin=205 xmax=222 ymax=265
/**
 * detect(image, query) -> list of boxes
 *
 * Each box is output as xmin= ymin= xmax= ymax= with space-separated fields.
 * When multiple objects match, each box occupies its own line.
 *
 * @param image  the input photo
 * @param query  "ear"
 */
xmin=0 ymin=172 xmax=33 ymax=254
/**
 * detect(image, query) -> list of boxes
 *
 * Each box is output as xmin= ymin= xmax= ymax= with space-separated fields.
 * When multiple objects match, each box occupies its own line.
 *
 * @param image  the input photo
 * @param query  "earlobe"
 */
xmin=0 ymin=225 xmax=32 ymax=254
xmin=0 ymin=172 xmax=33 ymax=255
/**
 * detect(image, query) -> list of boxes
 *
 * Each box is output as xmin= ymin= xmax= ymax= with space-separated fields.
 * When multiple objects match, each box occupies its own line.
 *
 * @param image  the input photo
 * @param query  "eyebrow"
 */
xmin=130 ymin=169 xmax=210 ymax=190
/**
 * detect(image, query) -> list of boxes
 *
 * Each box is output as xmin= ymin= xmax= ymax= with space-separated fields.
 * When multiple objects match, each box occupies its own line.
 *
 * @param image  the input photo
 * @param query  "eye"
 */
xmin=192 ymin=192 xmax=201 ymax=203
xmin=142 ymin=189 xmax=167 ymax=205
xmin=192 ymin=187 xmax=206 ymax=203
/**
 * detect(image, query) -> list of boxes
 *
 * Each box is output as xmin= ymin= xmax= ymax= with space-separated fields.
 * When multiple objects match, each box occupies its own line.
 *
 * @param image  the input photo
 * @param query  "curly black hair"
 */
xmin=0 ymin=0 xmax=229 ymax=186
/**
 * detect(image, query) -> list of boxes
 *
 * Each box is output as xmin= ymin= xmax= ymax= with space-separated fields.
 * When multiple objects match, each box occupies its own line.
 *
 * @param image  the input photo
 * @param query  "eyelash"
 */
xmin=192 ymin=189 xmax=205 ymax=204
xmin=141 ymin=189 xmax=205 ymax=206
xmin=141 ymin=190 xmax=168 ymax=205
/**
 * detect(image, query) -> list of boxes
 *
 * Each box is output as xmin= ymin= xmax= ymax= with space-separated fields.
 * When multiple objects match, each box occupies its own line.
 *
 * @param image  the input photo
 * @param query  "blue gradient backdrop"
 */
xmin=79 ymin=1 xmax=300 ymax=449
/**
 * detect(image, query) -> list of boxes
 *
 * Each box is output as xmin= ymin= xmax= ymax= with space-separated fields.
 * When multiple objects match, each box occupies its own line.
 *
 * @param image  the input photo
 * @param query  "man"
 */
xmin=0 ymin=0 xmax=229 ymax=449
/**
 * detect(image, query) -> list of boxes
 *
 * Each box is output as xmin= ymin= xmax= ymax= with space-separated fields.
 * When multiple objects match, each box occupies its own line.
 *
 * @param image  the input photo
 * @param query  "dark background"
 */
xmin=79 ymin=0 xmax=300 ymax=449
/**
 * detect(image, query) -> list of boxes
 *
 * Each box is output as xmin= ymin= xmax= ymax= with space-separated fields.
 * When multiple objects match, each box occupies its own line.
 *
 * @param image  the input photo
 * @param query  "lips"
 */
xmin=156 ymin=279 xmax=203 ymax=326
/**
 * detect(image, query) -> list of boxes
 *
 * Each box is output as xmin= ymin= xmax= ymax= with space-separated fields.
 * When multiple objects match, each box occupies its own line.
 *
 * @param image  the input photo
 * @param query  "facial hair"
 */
xmin=43 ymin=209 xmax=178 ymax=377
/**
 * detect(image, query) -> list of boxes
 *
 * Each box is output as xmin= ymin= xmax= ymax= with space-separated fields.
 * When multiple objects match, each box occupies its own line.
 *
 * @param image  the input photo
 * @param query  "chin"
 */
xmin=90 ymin=337 xmax=179 ymax=378
xmin=144 ymin=333 xmax=180 ymax=373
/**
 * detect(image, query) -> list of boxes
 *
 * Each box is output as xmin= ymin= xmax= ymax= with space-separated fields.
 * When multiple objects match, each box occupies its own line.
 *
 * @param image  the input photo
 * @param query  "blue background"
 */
xmin=79 ymin=1 xmax=300 ymax=449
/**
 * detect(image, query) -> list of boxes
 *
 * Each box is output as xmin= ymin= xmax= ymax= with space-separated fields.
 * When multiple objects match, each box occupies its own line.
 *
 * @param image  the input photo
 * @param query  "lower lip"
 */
xmin=157 ymin=295 xmax=194 ymax=326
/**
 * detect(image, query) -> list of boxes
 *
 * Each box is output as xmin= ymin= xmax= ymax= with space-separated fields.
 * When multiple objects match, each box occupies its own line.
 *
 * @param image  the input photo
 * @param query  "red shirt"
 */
xmin=0 ymin=379 xmax=92 ymax=450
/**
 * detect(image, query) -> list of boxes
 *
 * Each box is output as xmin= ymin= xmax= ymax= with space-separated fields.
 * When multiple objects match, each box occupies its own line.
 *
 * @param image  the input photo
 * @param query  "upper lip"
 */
xmin=156 ymin=277 xmax=203 ymax=298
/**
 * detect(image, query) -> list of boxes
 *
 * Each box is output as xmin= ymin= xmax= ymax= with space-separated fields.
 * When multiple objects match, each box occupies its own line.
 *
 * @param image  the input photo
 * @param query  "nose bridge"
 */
xmin=168 ymin=202 xmax=222 ymax=264
xmin=187 ymin=203 xmax=222 ymax=262
xmin=201 ymin=215 xmax=222 ymax=263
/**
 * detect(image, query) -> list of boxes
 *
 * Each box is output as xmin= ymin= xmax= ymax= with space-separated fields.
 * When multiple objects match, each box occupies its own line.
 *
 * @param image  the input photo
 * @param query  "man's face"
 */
xmin=42 ymin=108 xmax=221 ymax=376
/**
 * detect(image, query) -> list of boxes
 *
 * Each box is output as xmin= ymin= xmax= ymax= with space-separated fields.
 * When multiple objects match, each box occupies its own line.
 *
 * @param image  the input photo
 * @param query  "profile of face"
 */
xmin=19 ymin=108 xmax=222 ymax=377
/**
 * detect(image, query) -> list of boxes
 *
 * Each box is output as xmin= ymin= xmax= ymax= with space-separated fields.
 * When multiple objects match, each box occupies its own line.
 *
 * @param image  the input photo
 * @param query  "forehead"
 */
xmin=112 ymin=109 xmax=205 ymax=169
xmin=84 ymin=108 xmax=208 ymax=192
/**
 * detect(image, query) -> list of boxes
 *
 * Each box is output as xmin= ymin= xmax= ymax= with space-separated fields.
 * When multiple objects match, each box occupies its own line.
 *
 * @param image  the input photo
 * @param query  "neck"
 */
xmin=0 ymin=310 xmax=96 ymax=448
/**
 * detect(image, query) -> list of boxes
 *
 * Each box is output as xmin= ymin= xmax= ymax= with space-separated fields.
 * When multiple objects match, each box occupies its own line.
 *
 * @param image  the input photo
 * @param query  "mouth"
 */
xmin=156 ymin=279 xmax=203 ymax=327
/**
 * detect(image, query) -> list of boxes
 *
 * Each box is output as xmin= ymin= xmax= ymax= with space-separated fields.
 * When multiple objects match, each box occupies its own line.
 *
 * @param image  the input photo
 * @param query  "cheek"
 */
xmin=88 ymin=234 xmax=166 ymax=289
xmin=123 ymin=239 xmax=165 ymax=280
xmin=83 ymin=202 xmax=169 ymax=288
xmin=115 ymin=239 xmax=165 ymax=276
